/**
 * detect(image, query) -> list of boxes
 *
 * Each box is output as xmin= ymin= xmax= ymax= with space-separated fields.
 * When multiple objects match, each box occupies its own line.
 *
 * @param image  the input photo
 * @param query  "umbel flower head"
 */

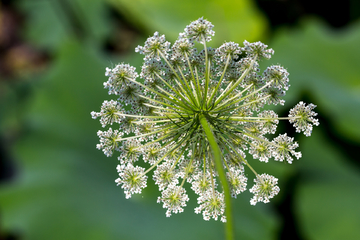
xmin=91 ymin=17 xmax=319 ymax=222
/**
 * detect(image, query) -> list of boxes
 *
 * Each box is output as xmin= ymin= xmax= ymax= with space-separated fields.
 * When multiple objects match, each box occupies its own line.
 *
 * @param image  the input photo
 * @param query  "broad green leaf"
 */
xmin=107 ymin=0 xmax=268 ymax=44
xmin=267 ymin=19 xmax=360 ymax=142
xmin=0 ymin=40 xmax=280 ymax=240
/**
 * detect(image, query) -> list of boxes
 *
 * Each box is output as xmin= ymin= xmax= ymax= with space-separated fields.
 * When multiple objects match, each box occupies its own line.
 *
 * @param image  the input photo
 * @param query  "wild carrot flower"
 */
xmin=91 ymin=17 xmax=319 ymax=232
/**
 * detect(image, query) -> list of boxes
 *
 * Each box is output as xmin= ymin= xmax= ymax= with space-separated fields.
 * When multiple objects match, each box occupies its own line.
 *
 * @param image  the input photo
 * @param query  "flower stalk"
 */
xmin=199 ymin=114 xmax=234 ymax=240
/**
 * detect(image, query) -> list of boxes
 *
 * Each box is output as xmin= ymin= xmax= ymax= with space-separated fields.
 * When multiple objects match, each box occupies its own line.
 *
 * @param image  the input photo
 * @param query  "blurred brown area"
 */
xmin=0 ymin=2 xmax=48 ymax=80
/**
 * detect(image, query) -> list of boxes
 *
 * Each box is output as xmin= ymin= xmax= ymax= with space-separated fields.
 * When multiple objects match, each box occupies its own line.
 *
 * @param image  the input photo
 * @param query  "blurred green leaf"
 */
xmin=17 ymin=0 xmax=111 ymax=50
xmin=107 ymin=0 xmax=268 ymax=44
xmin=267 ymin=18 xmax=360 ymax=240
xmin=295 ymin=131 xmax=360 ymax=240
xmin=0 ymin=40 xmax=280 ymax=240
xmin=268 ymin=19 xmax=360 ymax=142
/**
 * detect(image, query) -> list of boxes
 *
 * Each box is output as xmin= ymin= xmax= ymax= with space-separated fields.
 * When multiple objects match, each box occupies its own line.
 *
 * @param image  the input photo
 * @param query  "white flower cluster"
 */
xmin=249 ymin=174 xmax=280 ymax=205
xmin=91 ymin=100 xmax=123 ymax=127
xmin=195 ymin=190 xmax=226 ymax=222
xmin=184 ymin=17 xmax=215 ymax=43
xmin=289 ymin=101 xmax=320 ymax=136
xmin=92 ymin=17 xmax=319 ymax=222
xmin=115 ymin=164 xmax=147 ymax=199
xmin=135 ymin=32 xmax=171 ymax=61
xmin=157 ymin=186 xmax=189 ymax=217
xmin=96 ymin=128 xmax=123 ymax=157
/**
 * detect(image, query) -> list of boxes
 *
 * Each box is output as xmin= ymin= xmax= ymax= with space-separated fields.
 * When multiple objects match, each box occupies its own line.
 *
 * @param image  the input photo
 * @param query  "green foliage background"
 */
xmin=0 ymin=0 xmax=359 ymax=239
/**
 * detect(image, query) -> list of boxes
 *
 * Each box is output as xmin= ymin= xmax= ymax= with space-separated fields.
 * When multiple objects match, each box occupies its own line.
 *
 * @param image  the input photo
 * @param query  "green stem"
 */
xmin=154 ymin=72 xmax=196 ymax=108
xmin=214 ymin=56 xmax=257 ymax=106
xmin=202 ymin=35 xmax=209 ymax=109
xmin=214 ymin=80 xmax=273 ymax=112
xmin=199 ymin=114 xmax=234 ymax=240
xmin=207 ymin=54 xmax=231 ymax=107
xmin=185 ymin=52 xmax=202 ymax=102
xmin=126 ymin=77 xmax=191 ymax=111
xmin=157 ymin=50 xmax=198 ymax=107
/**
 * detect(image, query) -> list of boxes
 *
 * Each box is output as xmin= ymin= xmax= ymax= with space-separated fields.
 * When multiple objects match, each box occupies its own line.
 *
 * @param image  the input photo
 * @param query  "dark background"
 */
xmin=1 ymin=0 xmax=360 ymax=239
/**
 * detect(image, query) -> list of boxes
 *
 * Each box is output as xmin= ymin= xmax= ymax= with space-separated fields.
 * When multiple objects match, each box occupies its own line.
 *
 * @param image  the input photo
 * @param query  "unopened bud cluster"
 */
xmin=91 ymin=17 xmax=319 ymax=222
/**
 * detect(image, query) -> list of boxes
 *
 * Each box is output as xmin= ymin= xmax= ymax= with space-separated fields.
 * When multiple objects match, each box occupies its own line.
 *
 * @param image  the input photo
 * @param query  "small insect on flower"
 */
xmin=92 ymin=17 xmax=319 ymax=223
